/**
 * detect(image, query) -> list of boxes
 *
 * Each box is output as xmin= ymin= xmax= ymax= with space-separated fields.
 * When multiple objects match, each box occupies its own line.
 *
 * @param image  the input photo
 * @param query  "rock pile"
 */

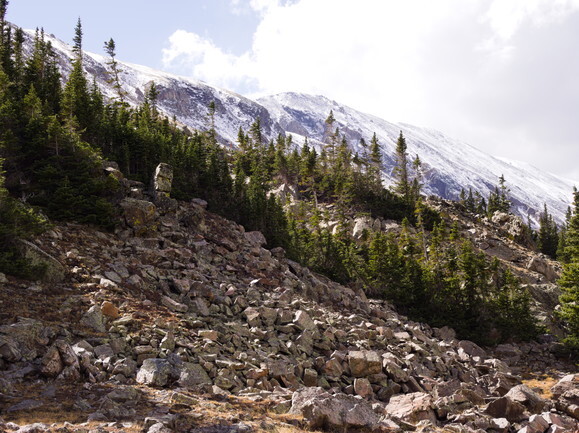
xmin=0 ymin=166 xmax=577 ymax=433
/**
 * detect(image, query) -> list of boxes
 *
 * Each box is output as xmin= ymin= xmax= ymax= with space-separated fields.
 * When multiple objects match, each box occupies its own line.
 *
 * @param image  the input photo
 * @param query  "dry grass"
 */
xmin=522 ymin=372 xmax=560 ymax=399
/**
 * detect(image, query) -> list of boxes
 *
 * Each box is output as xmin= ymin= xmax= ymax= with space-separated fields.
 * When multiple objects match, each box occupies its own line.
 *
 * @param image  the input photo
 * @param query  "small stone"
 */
xmin=354 ymin=378 xmax=374 ymax=398
xmin=101 ymin=301 xmax=120 ymax=319
xmin=198 ymin=330 xmax=219 ymax=341
xmin=293 ymin=310 xmax=315 ymax=331
xmin=80 ymin=305 xmax=107 ymax=333
xmin=40 ymin=346 xmax=63 ymax=377
xmin=303 ymin=368 xmax=318 ymax=387
xmin=161 ymin=296 xmax=188 ymax=313
xmin=348 ymin=351 xmax=382 ymax=377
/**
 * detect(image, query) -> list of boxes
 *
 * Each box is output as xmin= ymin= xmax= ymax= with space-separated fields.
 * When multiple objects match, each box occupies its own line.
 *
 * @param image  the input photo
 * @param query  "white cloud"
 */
xmin=162 ymin=30 xmax=257 ymax=91
xmin=163 ymin=0 xmax=579 ymax=181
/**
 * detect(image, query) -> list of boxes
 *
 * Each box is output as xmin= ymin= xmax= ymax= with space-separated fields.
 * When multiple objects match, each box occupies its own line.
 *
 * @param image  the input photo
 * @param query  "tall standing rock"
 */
xmin=153 ymin=163 xmax=173 ymax=199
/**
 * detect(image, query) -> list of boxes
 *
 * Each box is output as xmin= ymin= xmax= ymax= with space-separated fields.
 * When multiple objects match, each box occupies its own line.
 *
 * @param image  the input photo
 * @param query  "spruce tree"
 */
xmin=368 ymin=132 xmax=382 ymax=190
xmin=558 ymin=187 xmax=579 ymax=351
xmin=103 ymin=38 xmax=126 ymax=103
xmin=393 ymin=131 xmax=410 ymax=203
xmin=538 ymin=203 xmax=558 ymax=259
xmin=62 ymin=19 xmax=91 ymax=134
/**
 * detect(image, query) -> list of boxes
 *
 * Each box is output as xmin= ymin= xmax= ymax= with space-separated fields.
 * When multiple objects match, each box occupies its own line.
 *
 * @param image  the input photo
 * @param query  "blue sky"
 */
xmin=6 ymin=0 xmax=579 ymax=183
xmin=6 ymin=0 xmax=260 ymax=69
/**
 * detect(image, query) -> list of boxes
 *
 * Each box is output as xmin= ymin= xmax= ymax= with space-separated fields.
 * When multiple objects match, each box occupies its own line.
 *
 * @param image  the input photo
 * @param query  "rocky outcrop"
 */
xmin=153 ymin=163 xmax=173 ymax=198
xmin=0 ymin=190 xmax=577 ymax=432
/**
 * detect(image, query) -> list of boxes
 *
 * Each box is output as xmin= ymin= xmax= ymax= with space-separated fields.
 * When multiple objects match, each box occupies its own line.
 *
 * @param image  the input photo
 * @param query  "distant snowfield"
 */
xmin=27 ymin=29 xmax=577 ymax=225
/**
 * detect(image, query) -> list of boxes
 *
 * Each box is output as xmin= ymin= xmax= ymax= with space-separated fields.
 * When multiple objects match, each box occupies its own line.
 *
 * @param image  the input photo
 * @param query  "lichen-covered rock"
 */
xmin=505 ymin=384 xmax=546 ymax=413
xmin=120 ymin=198 xmax=157 ymax=234
xmin=244 ymin=231 xmax=266 ymax=247
xmin=40 ymin=346 xmax=63 ymax=377
xmin=153 ymin=163 xmax=173 ymax=197
xmin=527 ymin=255 xmax=558 ymax=282
xmin=0 ymin=318 xmax=46 ymax=362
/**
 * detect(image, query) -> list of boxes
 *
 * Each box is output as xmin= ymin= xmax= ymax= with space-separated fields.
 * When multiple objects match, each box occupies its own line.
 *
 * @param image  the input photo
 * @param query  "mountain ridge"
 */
xmin=22 ymin=27 xmax=577 ymax=225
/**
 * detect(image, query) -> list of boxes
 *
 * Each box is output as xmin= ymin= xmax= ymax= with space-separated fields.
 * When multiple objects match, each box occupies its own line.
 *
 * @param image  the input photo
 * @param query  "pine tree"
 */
xmin=0 ymin=0 xmax=11 ymax=74
xmin=410 ymin=154 xmax=423 ymax=204
xmin=103 ymin=38 xmax=126 ymax=103
xmin=558 ymin=187 xmax=579 ymax=351
xmin=323 ymin=110 xmax=338 ymax=165
xmin=538 ymin=203 xmax=558 ymax=259
xmin=393 ymin=131 xmax=410 ymax=203
xmin=369 ymin=132 xmax=382 ymax=184
xmin=62 ymin=19 xmax=91 ymax=135
xmin=72 ymin=17 xmax=83 ymax=60
xmin=488 ymin=175 xmax=511 ymax=216
xmin=557 ymin=206 xmax=573 ymax=263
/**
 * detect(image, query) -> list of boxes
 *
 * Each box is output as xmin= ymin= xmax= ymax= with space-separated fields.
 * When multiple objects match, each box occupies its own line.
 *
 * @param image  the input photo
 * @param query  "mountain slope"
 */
xmin=22 ymin=29 xmax=283 ymax=146
xmin=26 ymin=29 xmax=576 ymax=224
xmin=259 ymin=92 xmax=576 ymax=224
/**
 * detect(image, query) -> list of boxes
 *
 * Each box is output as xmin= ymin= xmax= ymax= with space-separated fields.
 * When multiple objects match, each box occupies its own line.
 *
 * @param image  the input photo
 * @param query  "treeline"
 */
xmin=0 ymin=8 xmax=542 ymax=345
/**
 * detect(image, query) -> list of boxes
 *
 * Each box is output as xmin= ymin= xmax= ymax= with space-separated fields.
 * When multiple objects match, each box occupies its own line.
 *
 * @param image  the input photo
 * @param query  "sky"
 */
xmin=7 ymin=0 xmax=579 ymax=183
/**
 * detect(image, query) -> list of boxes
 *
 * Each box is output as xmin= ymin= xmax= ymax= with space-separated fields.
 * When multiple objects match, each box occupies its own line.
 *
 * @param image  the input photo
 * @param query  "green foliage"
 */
xmin=0 ymin=158 xmax=50 ymax=278
xmin=538 ymin=203 xmax=559 ymax=259
xmin=488 ymin=174 xmax=511 ymax=216
xmin=365 ymin=224 xmax=538 ymax=344
xmin=558 ymin=188 xmax=579 ymax=353
xmin=0 ymin=10 xmax=543 ymax=346
xmin=393 ymin=131 xmax=410 ymax=203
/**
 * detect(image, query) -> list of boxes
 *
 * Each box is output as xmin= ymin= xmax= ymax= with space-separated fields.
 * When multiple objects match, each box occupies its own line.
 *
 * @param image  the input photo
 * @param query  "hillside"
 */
xmin=0 ymin=166 xmax=578 ymax=433
xmin=1 ymin=16 xmax=578 ymax=433
xmin=21 ymin=29 xmax=577 ymax=225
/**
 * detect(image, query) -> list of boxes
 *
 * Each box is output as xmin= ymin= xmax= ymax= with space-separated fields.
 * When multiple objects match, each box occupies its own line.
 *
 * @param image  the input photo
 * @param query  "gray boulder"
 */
xmin=120 ymin=198 xmax=157 ymax=234
xmin=289 ymin=387 xmax=381 ymax=430
xmin=505 ymin=384 xmax=546 ymax=413
xmin=178 ymin=363 xmax=212 ymax=388
xmin=485 ymin=396 xmax=526 ymax=422
xmin=136 ymin=358 xmax=174 ymax=387
xmin=153 ymin=163 xmax=173 ymax=197
xmin=80 ymin=305 xmax=107 ymax=333
xmin=385 ymin=392 xmax=436 ymax=424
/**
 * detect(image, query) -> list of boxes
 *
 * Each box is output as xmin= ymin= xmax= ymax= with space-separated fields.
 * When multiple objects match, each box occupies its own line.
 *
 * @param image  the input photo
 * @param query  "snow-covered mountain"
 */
xmin=258 ymin=93 xmax=576 ymax=224
xmin=25 ymin=29 xmax=576 ymax=224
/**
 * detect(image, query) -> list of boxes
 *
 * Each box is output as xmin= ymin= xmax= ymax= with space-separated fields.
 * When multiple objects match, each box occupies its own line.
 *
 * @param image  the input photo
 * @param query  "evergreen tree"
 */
xmin=393 ymin=131 xmax=410 ymax=204
xmin=72 ymin=17 xmax=83 ymax=59
xmin=537 ymin=203 xmax=558 ymax=259
xmin=61 ymin=20 xmax=91 ymax=135
xmin=368 ymin=132 xmax=382 ymax=188
xmin=488 ymin=175 xmax=511 ymax=216
xmin=103 ymin=38 xmax=126 ymax=103
xmin=558 ymin=188 xmax=579 ymax=351
xmin=410 ymin=154 xmax=423 ymax=204
xmin=0 ymin=0 xmax=11 ymax=73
